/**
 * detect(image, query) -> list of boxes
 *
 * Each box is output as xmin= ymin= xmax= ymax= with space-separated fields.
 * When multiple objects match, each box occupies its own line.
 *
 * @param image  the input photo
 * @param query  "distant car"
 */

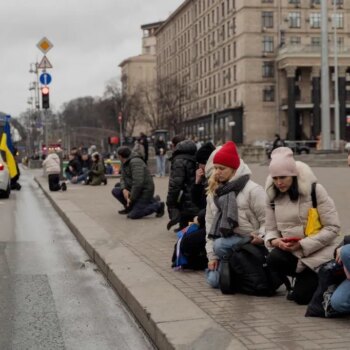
xmin=0 ymin=151 xmax=11 ymax=198
xmin=285 ymin=141 xmax=310 ymax=155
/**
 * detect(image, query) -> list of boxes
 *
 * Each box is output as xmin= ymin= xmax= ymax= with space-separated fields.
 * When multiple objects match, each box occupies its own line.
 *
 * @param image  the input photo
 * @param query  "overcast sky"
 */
xmin=0 ymin=0 xmax=184 ymax=118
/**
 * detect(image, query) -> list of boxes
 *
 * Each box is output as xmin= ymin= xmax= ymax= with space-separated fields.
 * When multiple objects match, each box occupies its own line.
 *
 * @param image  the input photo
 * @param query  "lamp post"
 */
xmin=321 ymin=0 xmax=331 ymax=150
xmin=333 ymin=1 xmax=340 ymax=150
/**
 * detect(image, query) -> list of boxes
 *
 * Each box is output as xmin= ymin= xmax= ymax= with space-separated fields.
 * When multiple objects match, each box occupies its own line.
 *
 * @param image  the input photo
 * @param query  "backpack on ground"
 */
xmin=220 ymin=241 xmax=288 ymax=296
xmin=171 ymin=224 xmax=208 ymax=271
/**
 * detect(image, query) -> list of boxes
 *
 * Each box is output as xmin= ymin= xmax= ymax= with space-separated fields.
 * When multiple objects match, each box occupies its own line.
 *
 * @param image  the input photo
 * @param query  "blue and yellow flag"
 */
xmin=0 ymin=132 xmax=18 ymax=179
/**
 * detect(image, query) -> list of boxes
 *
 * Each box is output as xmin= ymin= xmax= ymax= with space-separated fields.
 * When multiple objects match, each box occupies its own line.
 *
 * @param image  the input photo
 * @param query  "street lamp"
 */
xmin=333 ymin=1 xmax=340 ymax=149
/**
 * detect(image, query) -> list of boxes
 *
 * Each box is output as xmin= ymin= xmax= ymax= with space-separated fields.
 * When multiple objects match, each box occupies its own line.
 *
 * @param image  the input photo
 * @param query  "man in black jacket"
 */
xmin=112 ymin=146 xmax=164 ymax=219
xmin=166 ymin=136 xmax=199 ymax=230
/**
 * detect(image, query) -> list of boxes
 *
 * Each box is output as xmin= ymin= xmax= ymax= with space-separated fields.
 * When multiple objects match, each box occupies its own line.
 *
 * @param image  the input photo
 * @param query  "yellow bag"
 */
xmin=305 ymin=208 xmax=322 ymax=237
xmin=305 ymin=183 xmax=323 ymax=237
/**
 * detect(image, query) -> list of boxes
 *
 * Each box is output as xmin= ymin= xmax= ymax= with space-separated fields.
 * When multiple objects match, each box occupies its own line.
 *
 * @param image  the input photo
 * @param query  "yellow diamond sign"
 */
xmin=36 ymin=37 xmax=53 ymax=54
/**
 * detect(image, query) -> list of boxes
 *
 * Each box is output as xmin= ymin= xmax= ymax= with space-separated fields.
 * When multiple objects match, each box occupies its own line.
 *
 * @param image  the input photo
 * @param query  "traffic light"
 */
xmin=41 ymin=86 xmax=50 ymax=109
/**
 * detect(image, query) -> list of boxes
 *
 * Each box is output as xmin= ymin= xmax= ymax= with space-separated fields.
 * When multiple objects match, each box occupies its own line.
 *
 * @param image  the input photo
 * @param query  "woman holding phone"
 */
xmin=264 ymin=147 xmax=340 ymax=305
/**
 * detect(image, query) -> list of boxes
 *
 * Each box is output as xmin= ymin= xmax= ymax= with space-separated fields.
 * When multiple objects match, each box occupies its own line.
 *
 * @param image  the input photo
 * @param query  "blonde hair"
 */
xmin=206 ymin=171 xmax=219 ymax=195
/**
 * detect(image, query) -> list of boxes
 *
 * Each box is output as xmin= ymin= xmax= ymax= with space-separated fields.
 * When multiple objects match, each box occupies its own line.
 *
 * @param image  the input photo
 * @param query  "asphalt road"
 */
xmin=0 ymin=172 xmax=154 ymax=350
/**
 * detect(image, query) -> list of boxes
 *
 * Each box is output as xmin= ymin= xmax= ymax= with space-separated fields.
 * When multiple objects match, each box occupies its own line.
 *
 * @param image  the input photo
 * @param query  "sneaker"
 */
xmin=156 ymin=202 xmax=165 ymax=218
xmin=286 ymin=289 xmax=295 ymax=301
xmin=118 ymin=208 xmax=129 ymax=215
xmin=61 ymin=182 xmax=67 ymax=191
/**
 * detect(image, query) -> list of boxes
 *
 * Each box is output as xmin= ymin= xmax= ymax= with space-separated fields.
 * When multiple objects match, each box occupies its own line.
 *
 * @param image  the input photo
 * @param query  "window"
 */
xmin=289 ymin=12 xmax=301 ymax=28
xmin=262 ymin=0 xmax=273 ymax=3
xmin=311 ymin=0 xmax=320 ymax=5
xmin=290 ymin=36 xmax=301 ymax=45
xmin=262 ymin=11 xmax=274 ymax=28
xmin=309 ymin=13 xmax=321 ymax=28
xmin=332 ymin=13 xmax=344 ymax=29
xmin=289 ymin=0 xmax=300 ymax=4
xmin=332 ymin=0 xmax=343 ymax=5
xmin=262 ymin=62 xmax=274 ymax=78
xmin=263 ymin=36 xmax=274 ymax=52
xmin=263 ymin=86 xmax=275 ymax=102
xmin=311 ymin=36 xmax=321 ymax=47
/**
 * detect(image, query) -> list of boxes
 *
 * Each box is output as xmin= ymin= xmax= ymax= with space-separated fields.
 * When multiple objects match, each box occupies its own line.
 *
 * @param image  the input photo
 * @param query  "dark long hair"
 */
xmin=274 ymin=176 xmax=299 ymax=202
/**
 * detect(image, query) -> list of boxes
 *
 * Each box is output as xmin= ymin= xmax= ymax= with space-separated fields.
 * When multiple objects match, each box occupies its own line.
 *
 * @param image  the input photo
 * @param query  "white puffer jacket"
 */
xmin=42 ymin=153 xmax=60 ymax=175
xmin=264 ymin=161 xmax=340 ymax=271
xmin=205 ymin=159 xmax=267 ymax=261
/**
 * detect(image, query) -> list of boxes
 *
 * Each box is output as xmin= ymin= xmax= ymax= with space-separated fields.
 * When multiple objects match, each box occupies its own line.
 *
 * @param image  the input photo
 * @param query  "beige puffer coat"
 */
xmin=42 ymin=153 xmax=60 ymax=175
xmin=264 ymin=161 xmax=340 ymax=272
xmin=205 ymin=159 xmax=267 ymax=261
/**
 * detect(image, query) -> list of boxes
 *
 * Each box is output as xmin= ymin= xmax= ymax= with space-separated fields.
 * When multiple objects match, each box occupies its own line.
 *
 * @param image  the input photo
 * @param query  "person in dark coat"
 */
xmin=111 ymin=146 xmax=164 ymax=219
xmin=139 ymin=132 xmax=149 ymax=164
xmin=65 ymin=153 xmax=81 ymax=180
xmin=166 ymin=137 xmax=199 ymax=230
xmin=191 ymin=141 xmax=215 ymax=210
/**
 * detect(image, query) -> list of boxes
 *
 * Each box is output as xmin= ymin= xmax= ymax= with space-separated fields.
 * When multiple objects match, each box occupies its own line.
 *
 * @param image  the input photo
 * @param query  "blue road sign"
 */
xmin=40 ymin=72 xmax=52 ymax=85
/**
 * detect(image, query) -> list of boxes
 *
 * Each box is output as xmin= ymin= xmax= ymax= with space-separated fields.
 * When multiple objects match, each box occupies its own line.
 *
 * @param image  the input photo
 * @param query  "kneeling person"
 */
xmin=112 ymin=146 xmax=164 ymax=219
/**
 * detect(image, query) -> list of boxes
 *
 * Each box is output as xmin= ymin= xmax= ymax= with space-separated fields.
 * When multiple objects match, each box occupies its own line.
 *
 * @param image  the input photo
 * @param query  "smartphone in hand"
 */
xmin=282 ymin=237 xmax=301 ymax=243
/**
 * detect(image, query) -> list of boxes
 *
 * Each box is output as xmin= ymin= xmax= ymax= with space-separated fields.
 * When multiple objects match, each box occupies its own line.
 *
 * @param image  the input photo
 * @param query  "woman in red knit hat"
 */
xmin=205 ymin=141 xmax=267 ymax=288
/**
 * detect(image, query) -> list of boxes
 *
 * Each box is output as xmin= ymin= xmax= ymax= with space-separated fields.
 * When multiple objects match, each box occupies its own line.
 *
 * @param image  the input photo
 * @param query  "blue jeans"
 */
xmin=331 ymin=245 xmax=350 ymax=314
xmin=156 ymin=155 xmax=166 ymax=176
xmin=206 ymin=235 xmax=245 ymax=288
xmin=111 ymin=187 xmax=160 ymax=219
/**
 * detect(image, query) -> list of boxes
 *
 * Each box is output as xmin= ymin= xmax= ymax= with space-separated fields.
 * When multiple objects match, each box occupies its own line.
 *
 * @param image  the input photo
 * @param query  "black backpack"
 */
xmin=220 ymin=241 xmax=289 ymax=296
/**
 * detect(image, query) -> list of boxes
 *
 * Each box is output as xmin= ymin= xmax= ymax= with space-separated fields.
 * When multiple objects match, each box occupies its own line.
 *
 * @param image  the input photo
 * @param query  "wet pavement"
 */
xmin=0 ymin=172 xmax=154 ymax=350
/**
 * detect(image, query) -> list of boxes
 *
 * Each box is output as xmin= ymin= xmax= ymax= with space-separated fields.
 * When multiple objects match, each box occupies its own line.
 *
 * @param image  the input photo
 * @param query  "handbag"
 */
xmin=305 ymin=183 xmax=323 ymax=237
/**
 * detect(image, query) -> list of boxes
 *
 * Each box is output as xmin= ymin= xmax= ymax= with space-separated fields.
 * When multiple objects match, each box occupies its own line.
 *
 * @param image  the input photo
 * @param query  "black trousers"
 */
xmin=267 ymin=248 xmax=319 ymax=305
xmin=48 ymin=174 xmax=61 ymax=192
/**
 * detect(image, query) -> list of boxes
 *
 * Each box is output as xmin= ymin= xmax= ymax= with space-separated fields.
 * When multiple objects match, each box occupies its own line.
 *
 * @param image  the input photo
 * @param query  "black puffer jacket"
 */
xmin=166 ymin=140 xmax=198 ymax=217
xmin=120 ymin=154 xmax=155 ymax=203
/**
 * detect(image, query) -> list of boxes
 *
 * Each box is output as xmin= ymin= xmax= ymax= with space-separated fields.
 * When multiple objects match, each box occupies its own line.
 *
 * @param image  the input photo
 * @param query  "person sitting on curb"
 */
xmin=205 ymin=141 xmax=266 ymax=288
xmin=42 ymin=148 xmax=67 ymax=192
xmin=111 ymin=146 xmax=165 ymax=219
xmin=264 ymin=147 xmax=340 ymax=305
xmin=86 ymin=152 xmax=107 ymax=186
xmin=71 ymin=152 xmax=92 ymax=184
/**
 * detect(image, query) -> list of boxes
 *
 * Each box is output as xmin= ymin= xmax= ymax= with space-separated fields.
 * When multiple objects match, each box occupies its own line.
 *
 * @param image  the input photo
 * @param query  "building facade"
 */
xmin=119 ymin=22 xmax=163 ymax=135
xmin=156 ymin=0 xmax=350 ymax=144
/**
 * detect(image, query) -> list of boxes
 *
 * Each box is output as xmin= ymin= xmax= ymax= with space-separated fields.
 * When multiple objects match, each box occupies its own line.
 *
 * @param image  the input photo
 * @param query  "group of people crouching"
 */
xmin=164 ymin=137 xmax=349 ymax=319
xmin=43 ymin=147 xmax=109 ymax=192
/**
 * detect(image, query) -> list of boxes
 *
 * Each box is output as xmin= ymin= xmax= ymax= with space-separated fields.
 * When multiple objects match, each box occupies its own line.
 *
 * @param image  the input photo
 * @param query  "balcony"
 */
xmin=277 ymin=44 xmax=350 ymax=69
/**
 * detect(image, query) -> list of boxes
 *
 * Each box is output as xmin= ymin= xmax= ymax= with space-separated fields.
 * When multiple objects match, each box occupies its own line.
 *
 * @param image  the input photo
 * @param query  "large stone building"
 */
xmin=156 ymin=0 xmax=350 ymax=144
xmin=119 ymin=22 xmax=163 ymax=134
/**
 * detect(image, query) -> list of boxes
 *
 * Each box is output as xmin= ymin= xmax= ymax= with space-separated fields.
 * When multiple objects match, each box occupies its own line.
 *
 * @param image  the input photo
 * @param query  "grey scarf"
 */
xmin=208 ymin=175 xmax=250 ymax=239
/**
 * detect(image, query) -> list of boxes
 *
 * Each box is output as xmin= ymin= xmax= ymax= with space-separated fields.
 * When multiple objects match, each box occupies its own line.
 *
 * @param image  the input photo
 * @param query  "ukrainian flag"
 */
xmin=0 ymin=128 xmax=18 ymax=179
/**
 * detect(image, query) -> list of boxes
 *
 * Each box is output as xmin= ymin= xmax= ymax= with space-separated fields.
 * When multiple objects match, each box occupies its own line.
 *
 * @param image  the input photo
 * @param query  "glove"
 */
xmin=167 ymin=208 xmax=181 ymax=230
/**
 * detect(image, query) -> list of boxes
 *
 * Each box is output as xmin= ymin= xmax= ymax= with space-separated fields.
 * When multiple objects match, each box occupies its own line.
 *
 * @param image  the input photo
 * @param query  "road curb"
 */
xmin=35 ymin=176 xmax=246 ymax=350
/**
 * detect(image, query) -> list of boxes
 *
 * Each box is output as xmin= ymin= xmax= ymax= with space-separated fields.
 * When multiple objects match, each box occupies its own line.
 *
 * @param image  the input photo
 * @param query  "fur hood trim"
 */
xmin=265 ymin=161 xmax=317 ymax=201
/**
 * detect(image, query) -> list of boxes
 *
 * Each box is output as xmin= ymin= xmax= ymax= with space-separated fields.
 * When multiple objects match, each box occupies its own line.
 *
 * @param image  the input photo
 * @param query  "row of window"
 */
xmin=263 ymin=0 xmax=343 ymax=5
xmin=262 ymin=11 xmax=344 ymax=29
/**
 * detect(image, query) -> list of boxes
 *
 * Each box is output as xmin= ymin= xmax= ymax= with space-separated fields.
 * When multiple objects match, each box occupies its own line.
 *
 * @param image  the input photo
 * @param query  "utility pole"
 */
xmin=333 ymin=0 xmax=340 ymax=149
xmin=321 ymin=0 xmax=331 ymax=150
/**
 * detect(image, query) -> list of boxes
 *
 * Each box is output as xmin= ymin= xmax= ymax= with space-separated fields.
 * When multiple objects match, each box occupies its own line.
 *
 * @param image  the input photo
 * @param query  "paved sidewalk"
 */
xmin=34 ymin=164 xmax=350 ymax=350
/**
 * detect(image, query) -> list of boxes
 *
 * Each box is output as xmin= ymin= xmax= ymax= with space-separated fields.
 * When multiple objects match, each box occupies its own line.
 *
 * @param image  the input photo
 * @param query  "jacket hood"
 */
xmin=124 ymin=152 xmax=144 ymax=165
xmin=205 ymin=146 xmax=221 ymax=179
xmin=265 ymin=161 xmax=317 ymax=200
xmin=172 ymin=140 xmax=197 ymax=158
xmin=229 ymin=158 xmax=252 ymax=181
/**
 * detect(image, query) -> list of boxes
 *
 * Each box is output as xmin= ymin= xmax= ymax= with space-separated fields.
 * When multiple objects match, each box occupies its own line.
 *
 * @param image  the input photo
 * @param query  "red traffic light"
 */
xmin=42 ymin=86 xmax=49 ymax=95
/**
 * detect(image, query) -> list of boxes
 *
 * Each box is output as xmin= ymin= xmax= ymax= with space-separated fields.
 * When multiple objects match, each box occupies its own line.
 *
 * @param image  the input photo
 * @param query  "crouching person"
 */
xmin=265 ymin=147 xmax=340 ymax=305
xmin=111 ymin=146 xmax=165 ymax=219
xmin=205 ymin=141 xmax=266 ymax=288
xmin=42 ymin=148 xmax=67 ymax=192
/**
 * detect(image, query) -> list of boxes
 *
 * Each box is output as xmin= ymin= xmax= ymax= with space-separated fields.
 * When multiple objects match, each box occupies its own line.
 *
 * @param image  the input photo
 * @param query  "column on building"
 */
xmin=311 ymin=67 xmax=321 ymax=139
xmin=338 ymin=66 xmax=347 ymax=140
xmin=286 ymin=66 xmax=297 ymax=140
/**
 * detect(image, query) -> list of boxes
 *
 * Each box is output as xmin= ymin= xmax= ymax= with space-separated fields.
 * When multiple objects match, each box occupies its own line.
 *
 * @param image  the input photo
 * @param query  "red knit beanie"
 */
xmin=213 ymin=141 xmax=240 ymax=169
